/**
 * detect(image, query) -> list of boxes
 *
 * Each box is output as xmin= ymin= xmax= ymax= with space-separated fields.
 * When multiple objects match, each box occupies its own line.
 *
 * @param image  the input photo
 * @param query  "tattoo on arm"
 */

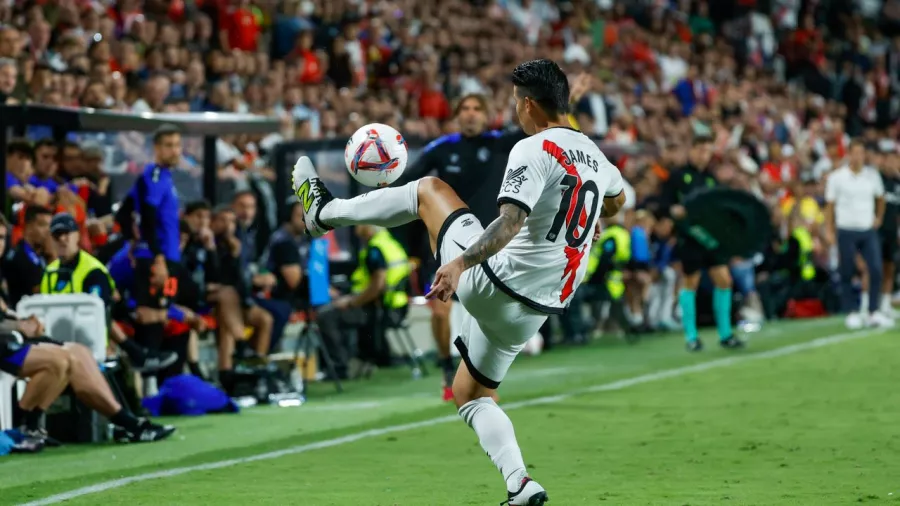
xmin=460 ymin=204 xmax=527 ymax=269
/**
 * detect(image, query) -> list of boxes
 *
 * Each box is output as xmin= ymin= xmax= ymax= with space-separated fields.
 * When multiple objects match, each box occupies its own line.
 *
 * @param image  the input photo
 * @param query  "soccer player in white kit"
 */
xmin=292 ymin=59 xmax=626 ymax=505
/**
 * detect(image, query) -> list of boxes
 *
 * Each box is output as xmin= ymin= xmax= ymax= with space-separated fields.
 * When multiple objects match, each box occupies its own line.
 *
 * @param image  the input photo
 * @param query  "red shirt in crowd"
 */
xmin=297 ymin=49 xmax=323 ymax=84
xmin=418 ymin=86 xmax=451 ymax=121
xmin=221 ymin=5 xmax=259 ymax=51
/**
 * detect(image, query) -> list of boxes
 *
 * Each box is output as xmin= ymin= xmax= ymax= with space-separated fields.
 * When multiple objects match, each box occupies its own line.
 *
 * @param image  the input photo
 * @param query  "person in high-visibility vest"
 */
xmin=41 ymin=213 xmax=177 ymax=373
xmin=590 ymin=219 xmax=635 ymax=336
xmin=330 ymin=225 xmax=411 ymax=368
xmin=759 ymin=208 xmax=828 ymax=319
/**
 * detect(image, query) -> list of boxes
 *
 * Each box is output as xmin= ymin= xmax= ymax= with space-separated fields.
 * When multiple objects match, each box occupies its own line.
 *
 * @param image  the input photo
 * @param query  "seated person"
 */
xmin=106 ymin=240 xmax=205 ymax=376
xmin=758 ymin=216 xmax=829 ymax=318
xmin=258 ymin=200 xmax=306 ymax=354
xmin=4 ymin=206 xmax=53 ymax=309
xmin=41 ymin=213 xmax=177 ymax=372
xmin=0 ymin=315 xmax=175 ymax=444
xmin=319 ymin=225 xmax=411 ymax=376
xmin=210 ymin=205 xmax=273 ymax=369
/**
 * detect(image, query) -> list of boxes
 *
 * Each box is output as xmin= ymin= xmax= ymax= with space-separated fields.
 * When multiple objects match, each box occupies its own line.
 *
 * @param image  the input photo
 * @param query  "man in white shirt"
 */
xmin=825 ymin=141 xmax=891 ymax=328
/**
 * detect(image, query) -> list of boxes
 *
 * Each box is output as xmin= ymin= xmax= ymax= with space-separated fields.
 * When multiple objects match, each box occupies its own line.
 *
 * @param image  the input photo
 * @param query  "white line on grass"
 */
xmin=19 ymin=327 xmax=880 ymax=506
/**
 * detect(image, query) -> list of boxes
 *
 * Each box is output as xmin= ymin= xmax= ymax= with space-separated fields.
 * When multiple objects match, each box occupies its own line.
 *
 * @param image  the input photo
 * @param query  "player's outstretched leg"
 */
xmin=292 ymin=156 xmax=464 ymax=251
xmin=453 ymin=357 xmax=548 ymax=505
xmin=294 ymin=156 xmax=547 ymax=504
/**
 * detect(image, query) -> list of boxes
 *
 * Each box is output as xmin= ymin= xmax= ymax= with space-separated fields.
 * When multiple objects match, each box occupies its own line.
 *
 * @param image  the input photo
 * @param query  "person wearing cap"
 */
xmin=41 ymin=213 xmax=177 ymax=373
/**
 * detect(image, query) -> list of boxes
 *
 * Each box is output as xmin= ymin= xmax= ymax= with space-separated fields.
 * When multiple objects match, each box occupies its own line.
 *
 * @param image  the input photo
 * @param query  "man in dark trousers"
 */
xmin=661 ymin=137 xmax=743 ymax=352
xmin=825 ymin=140 xmax=891 ymax=329
xmin=877 ymin=149 xmax=900 ymax=317
xmin=116 ymin=124 xmax=184 ymax=370
xmin=397 ymin=94 xmax=523 ymax=400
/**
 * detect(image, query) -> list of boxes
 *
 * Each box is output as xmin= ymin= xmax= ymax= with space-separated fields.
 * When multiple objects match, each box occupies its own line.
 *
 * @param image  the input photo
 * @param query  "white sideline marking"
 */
xmin=19 ymin=328 xmax=878 ymax=506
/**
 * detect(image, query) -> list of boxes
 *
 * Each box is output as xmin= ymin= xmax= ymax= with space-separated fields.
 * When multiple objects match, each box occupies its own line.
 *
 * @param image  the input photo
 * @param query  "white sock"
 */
xmin=881 ymin=295 xmax=892 ymax=313
xmin=860 ymin=292 xmax=869 ymax=314
xmin=319 ymin=180 xmax=420 ymax=229
xmin=458 ymin=397 xmax=527 ymax=492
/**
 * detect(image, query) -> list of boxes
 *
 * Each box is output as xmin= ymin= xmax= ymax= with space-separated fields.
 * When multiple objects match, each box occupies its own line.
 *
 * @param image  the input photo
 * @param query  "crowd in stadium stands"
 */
xmin=2 ymin=0 xmax=900 ymax=415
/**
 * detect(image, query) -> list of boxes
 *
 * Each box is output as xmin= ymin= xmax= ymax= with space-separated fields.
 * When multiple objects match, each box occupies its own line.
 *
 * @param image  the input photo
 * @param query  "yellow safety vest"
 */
xmin=791 ymin=226 xmax=816 ymax=281
xmin=595 ymin=225 xmax=632 ymax=300
xmin=41 ymin=250 xmax=116 ymax=296
xmin=350 ymin=230 xmax=410 ymax=309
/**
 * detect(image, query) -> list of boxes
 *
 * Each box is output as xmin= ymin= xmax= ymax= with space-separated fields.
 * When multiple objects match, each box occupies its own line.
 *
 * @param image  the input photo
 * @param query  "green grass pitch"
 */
xmin=3 ymin=318 xmax=898 ymax=505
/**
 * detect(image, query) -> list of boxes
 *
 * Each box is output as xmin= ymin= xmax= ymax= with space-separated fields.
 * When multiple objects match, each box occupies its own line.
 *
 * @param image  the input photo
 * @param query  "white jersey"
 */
xmin=484 ymin=127 xmax=624 ymax=313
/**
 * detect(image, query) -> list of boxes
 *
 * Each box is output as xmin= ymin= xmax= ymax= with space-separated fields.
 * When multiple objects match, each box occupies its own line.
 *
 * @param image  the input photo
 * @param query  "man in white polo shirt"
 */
xmin=825 ymin=141 xmax=892 ymax=328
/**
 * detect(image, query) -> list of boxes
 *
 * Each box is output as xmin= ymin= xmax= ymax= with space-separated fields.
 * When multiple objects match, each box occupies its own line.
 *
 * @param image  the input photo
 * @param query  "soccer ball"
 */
xmin=344 ymin=123 xmax=408 ymax=188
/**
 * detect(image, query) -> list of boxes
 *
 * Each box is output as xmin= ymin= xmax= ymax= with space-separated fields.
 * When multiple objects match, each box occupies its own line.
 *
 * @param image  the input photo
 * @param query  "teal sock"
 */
xmin=679 ymin=289 xmax=698 ymax=342
xmin=713 ymin=287 xmax=733 ymax=340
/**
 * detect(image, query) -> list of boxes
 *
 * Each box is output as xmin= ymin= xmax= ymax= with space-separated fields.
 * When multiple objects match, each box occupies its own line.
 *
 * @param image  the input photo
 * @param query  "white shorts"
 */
xmin=436 ymin=210 xmax=548 ymax=388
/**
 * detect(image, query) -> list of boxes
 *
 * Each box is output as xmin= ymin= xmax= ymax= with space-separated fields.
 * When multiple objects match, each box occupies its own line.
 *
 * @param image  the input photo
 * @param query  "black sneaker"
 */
xmin=116 ymin=419 xmax=176 ymax=444
xmin=686 ymin=338 xmax=704 ymax=352
xmin=131 ymin=350 xmax=179 ymax=373
xmin=19 ymin=427 xmax=62 ymax=447
xmin=719 ymin=336 xmax=745 ymax=349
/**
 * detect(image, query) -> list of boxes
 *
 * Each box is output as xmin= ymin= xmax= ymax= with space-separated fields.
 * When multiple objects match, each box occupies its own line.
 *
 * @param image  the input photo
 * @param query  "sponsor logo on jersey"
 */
xmin=503 ymin=166 xmax=528 ymax=194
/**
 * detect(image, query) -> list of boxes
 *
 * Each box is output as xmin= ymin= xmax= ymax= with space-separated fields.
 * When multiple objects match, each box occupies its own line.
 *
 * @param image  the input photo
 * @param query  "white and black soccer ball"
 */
xmin=344 ymin=123 xmax=409 ymax=188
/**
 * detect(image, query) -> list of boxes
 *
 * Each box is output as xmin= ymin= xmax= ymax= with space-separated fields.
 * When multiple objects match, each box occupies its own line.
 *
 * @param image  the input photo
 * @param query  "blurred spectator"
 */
xmin=3 ymin=205 xmax=52 ymax=308
xmin=0 ymin=57 xmax=17 ymax=104
xmin=3 ymin=0 xmax=900 ymax=380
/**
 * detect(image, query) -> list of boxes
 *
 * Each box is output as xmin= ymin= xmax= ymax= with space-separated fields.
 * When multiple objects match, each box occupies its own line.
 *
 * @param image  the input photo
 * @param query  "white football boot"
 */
xmin=502 ymin=477 xmax=549 ymax=506
xmin=291 ymin=156 xmax=334 ymax=238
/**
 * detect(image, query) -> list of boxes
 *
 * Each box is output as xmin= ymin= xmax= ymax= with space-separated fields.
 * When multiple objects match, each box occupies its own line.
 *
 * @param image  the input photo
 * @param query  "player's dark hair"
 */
xmin=185 ymin=199 xmax=212 ymax=215
xmin=7 ymin=138 xmax=34 ymax=161
xmin=24 ymin=205 xmax=52 ymax=224
xmin=153 ymin=124 xmax=181 ymax=145
xmin=510 ymin=59 xmax=570 ymax=118
xmin=63 ymin=140 xmax=81 ymax=151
